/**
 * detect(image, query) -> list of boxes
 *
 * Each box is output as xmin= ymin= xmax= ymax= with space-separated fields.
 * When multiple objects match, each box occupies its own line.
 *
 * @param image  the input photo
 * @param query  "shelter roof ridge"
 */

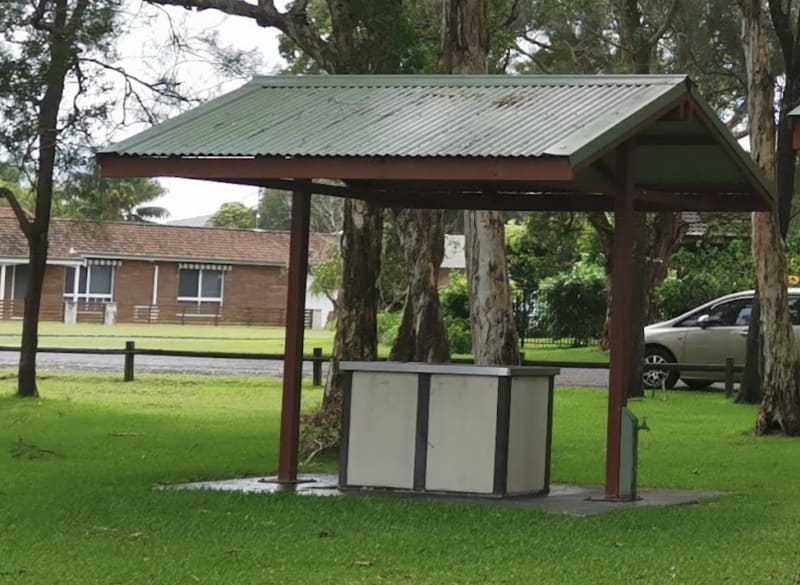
xmin=251 ymin=74 xmax=690 ymax=88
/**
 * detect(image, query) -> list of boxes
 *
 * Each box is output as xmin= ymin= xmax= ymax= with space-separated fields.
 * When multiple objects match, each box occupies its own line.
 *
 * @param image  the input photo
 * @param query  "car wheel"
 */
xmin=682 ymin=379 xmax=714 ymax=390
xmin=642 ymin=347 xmax=679 ymax=389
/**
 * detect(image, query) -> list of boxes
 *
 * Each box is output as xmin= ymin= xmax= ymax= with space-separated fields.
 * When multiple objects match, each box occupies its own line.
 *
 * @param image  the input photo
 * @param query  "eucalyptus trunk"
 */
xmin=753 ymin=212 xmax=800 ymax=433
xmin=441 ymin=0 xmax=519 ymax=366
xmin=323 ymin=200 xmax=383 ymax=408
xmin=464 ymin=210 xmax=520 ymax=364
xmin=739 ymin=0 xmax=800 ymax=432
xmin=389 ymin=209 xmax=450 ymax=362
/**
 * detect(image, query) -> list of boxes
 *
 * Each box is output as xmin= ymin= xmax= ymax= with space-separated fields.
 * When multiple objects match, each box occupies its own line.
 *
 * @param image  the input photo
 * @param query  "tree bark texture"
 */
xmin=464 ymin=210 xmax=520 ymax=365
xmin=753 ymin=212 xmax=800 ymax=433
xmin=389 ymin=209 xmax=450 ymax=363
xmin=440 ymin=0 xmax=519 ymax=366
xmin=737 ymin=294 xmax=762 ymax=404
xmin=626 ymin=214 xmax=648 ymax=398
xmin=768 ymin=0 xmax=800 ymax=239
xmin=322 ymin=199 xmax=383 ymax=410
xmin=16 ymin=0 xmax=85 ymax=397
xmin=740 ymin=0 xmax=800 ymax=433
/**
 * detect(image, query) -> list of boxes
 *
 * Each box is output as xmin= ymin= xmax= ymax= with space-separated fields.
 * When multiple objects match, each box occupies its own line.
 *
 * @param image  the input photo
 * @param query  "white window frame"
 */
xmin=177 ymin=268 xmax=225 ymax=306
xmin=64 ymin=265 xmax=115 ymax=303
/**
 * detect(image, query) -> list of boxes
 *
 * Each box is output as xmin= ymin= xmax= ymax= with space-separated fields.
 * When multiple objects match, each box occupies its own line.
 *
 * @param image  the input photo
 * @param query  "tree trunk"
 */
xmin=753 ymin=211 xmax=800 ymax=433
xmin=589 ymin=211 xmax=685 ymax=355
xmin=626 ymin=215 xmax=648 ymax=398
xmin=464 ymin=210 xmax=520 ymax=365
xmin=590 ymin=0 xmax=684 ymax=367
xmin=767 ymin=0 xmax=800 ymax=240
xmin=321 ymin=199 xmax=383 ymax=408
xmin=16 ymin=1 xmax=76 ymax=397
xmin=440 ymin=0 xmax=519 ymax=366
xmin=18 ymin=234 xmax=46 ymax=398
xmin=739 ymin=0 xmax=800 ymax=432
xmin=389 ymin=209 xmax=450 ymax=362
xmin=737 ymin=287 xmax=762 ymax=404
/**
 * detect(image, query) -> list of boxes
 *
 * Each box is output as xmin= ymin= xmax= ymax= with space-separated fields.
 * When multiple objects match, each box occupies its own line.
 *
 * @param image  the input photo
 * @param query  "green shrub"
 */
xmin=655 ymin=239 xmax=754 ymax=320
xmin=377 ymin=311 xmax=402 ymax=346
xmin=538 ymin=263 xmax=606 ymax=345
xmin=440 ymin=272 xmax=470 ymax=320
xmin=439 ymin=273 xmax=474 ymax=354
xmin=445 ymin=316 xmax=472 ymax=355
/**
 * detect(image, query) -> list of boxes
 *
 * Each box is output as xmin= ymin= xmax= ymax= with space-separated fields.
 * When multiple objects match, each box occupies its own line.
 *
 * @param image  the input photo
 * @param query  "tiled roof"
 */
xmin=0 ymin=217 xmax=337 ymax=266
xmin=0 ymin=206 xmax=32 ymax=220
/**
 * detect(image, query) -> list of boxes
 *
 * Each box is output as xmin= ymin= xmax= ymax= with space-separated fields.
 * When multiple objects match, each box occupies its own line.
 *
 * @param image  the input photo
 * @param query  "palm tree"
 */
xmin=61 ymin=170 xmax=169 ymax=222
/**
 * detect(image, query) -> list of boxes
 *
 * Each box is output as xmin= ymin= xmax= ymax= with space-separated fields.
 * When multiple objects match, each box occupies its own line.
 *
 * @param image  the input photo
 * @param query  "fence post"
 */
xmin=312 ymin=347 xmax=323 ymax=387
xmin=519 ymin=351 xmax=526 ymax=365
xmin=724 ymin=357 xmax=734 ymax=398
xmin=124 ymin=340 xmax=135 ymax=382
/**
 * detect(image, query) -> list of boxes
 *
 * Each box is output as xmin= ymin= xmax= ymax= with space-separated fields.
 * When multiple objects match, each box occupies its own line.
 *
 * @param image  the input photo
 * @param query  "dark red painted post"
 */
xmin=278 ymin=184 xmax=312 ymax=483
xmin=604 ymin=141 xmax=636 ymax=499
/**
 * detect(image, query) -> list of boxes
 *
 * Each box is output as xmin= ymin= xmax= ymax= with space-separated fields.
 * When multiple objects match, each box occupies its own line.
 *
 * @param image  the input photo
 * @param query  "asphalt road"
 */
xmin=0 ymin=351 xmax=612 ymax=386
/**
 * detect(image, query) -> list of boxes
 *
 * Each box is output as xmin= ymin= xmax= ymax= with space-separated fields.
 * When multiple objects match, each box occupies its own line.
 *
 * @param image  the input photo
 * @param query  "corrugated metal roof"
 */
xmin=102 ymin=75 xmax=688 ymax=162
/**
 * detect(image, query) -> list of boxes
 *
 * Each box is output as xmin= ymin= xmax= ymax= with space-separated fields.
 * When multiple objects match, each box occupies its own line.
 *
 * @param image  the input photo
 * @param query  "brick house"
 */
xmin=0 ymin=211 xmax=336 ymax=325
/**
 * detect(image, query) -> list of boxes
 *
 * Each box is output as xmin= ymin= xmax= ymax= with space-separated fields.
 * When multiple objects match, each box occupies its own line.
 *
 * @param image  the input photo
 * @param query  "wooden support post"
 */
xmin=724 ymin=357 xmax=735 ymax=398
xmin=312 ymin=347 xmax=323 ymax=387
xmin=604 ymin=141 xmax=636 ymax=500
xmin=124 ymin=340 xmax=135 ymax=382
xmin=277 ymin=184 xmax=312 ymax=483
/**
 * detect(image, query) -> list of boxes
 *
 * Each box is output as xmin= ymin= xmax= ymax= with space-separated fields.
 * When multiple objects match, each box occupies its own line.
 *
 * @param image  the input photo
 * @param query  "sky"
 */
xmin=113 ymin=2 xmax=287 ymax=221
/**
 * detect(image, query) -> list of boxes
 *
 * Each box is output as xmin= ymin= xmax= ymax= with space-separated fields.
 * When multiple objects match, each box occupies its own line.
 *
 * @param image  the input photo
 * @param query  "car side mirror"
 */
xmin=697 ymin=314 xmax=711 ymax=328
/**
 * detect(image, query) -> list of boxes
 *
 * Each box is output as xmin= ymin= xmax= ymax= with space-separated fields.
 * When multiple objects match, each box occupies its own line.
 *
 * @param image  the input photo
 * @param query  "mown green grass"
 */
xmin=1 ymin=374 xmax=797 ymax=584
xmin=0 ymin=322 xmax=337 ymax=353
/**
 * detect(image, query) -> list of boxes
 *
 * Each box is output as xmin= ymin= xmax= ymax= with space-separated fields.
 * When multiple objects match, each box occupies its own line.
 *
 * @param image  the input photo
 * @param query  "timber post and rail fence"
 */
xmin=0 ymin=342 xmax=743 ymax=395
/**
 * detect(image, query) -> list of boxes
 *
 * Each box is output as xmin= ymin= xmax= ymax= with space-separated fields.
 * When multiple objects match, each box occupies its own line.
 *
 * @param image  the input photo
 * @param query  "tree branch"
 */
xmin=520 ymin=32 xmax=553 ymax=52
xmin=513 ymin=42 xmax=551 ymax=73
xmin=0 ymin=188 xmax=33 ymax=238
xmin=647 ymin=0 xmax=681 ymax=47
xmin=28 ymin=0 xmax=55 ymax=32
xmin=66 ymin=0 xmax=91 ymax=37
xmin=78 ymin=57 xmax=191 ymax=104
xmin=288 ymin=0 xmax=310 ymax=16
xmin=145 ymin=0 xmax=338 ymax=71
xmin=587 ymin=211 xmax=613 ymax=260
xmin=768 ymin=0 xmax=794 ymax=69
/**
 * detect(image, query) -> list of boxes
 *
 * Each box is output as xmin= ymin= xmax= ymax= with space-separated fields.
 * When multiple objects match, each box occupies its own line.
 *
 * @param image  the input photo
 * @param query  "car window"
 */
xmin=790 ymin=297 xmax=800 ymax=326
xmin=677 ymin=298 xmax=752 ymax=327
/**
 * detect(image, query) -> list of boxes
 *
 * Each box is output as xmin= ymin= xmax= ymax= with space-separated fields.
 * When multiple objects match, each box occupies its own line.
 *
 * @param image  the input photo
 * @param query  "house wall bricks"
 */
xmin=1 ymin=260 xmax=292 ymax=325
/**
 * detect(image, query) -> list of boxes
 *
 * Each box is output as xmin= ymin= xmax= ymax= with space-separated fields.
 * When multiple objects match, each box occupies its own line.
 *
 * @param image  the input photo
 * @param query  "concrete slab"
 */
xmin=170 ymin=474 xmax=724 ymax=517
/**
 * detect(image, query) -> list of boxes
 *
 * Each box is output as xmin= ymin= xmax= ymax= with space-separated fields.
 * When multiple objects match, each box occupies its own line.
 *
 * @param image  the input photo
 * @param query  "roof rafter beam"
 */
xmin=97 ymin=155 xmax=575 ymax=183
xmin=351 ymin=191 xmax=616 ymax=211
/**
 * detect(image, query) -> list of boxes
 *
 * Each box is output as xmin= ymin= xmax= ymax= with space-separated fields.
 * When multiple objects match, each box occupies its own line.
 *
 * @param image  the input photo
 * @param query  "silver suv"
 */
xmin=643 ymin=289 xmax=800 ymax=389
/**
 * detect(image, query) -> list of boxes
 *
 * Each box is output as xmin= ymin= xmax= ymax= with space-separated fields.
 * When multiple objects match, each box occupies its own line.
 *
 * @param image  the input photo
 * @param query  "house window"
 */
xmin=12 ymin=264 xmax=29 ymax=300
xmin=178 ymin=268 xmax=224 ymax=305
xmin=64 ymin=265 xmax=114 ymax=303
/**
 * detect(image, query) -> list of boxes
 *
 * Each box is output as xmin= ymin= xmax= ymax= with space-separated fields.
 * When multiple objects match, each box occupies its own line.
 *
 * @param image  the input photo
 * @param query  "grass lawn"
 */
xmin=1 ymin=373 xmax=797 ymax=584
xmin=0 ymin=322 xmax=337 ymax=354
xmin=0 ymin=321 xmax=609 ymax=363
